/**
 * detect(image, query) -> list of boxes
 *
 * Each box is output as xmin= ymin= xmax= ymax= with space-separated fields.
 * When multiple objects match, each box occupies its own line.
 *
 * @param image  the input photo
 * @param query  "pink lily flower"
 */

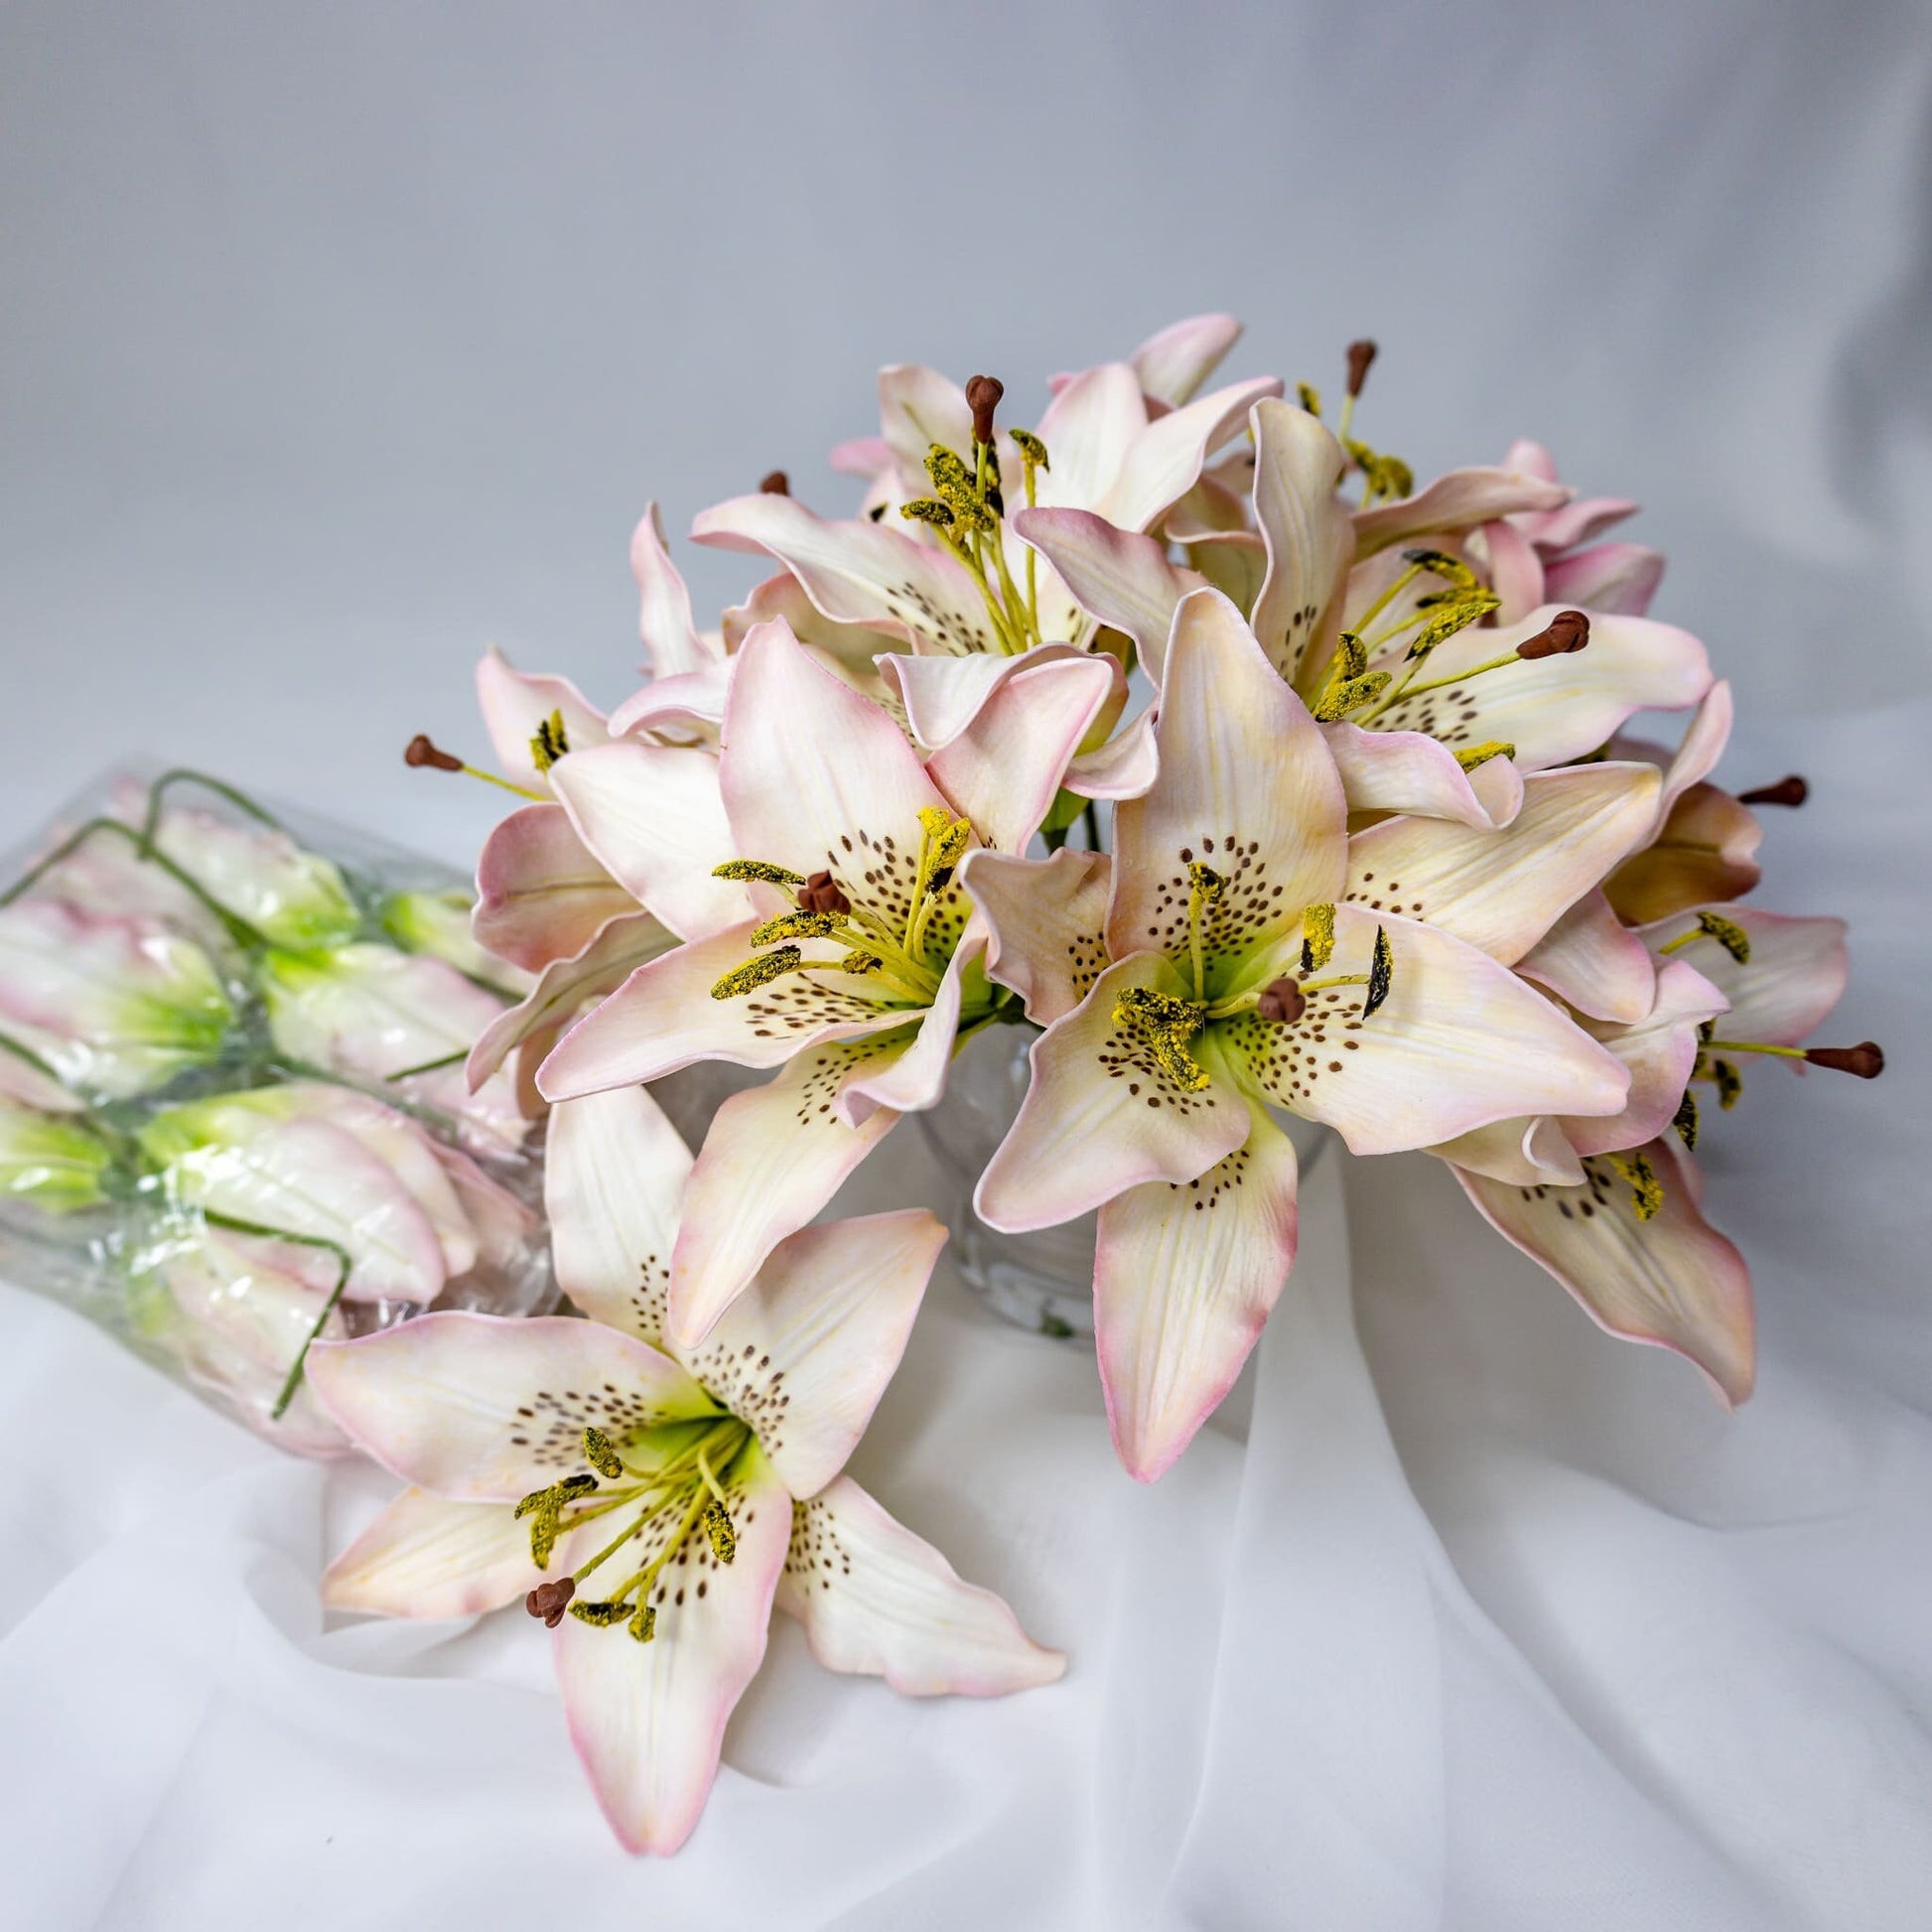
xmin=1021 ymin=399 xmax=1711 ymax=832
xmin=966 ymin=588 xmax=1635 ymax=1480
xmin=309 ymin=1082 xmax=1059 ymax=1856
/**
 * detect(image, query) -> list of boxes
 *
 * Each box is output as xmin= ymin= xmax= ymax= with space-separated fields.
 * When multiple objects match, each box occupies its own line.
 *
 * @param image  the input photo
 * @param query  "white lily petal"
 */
xmin=1427 ymin=1116 xmax=1585 ymax=1187
xmin=1228 ymin=906 xmax=1630 ymax=1155
xmin=1100 ymin=376 xmax=1284 ymax=533
xmin=1011 ymin=508 xmax=1201 ymax=683
xmin=1321 ymin=724 xmax=1523 ymax=830
xmin=878 ymin=363 xmax=975 ymax=479
xmin=323 ymin=1486 xmax=560 ymax=1620
xmin=630 ymin=501 xmax=716 ymax=679
xmin=1110 ymin=590 xmax=1347 ymax=980
xmin=545 ymin=1085 xmax=693 ymax=1347
xmin=780 ymin=1475 xmax=1063 ymax=1693
xmin=1563 ymin=958 xmax=1726 ymax=1158
xmin=1130 ymin=313 xmax=1243 ymax=408
xmin=1066 ymin=710 xmax=1159 ymax=800
xmin=1095 ymin=1089 xmax=1300 ymax=1481
xmin=1454 ymin=1138 xmax=1754 ymax=1405
xmin=976 ymin=953 xmax=1251 ymax=1231
xmin=1638 ymin=906 xmax=1851 ymax=1049
xmin=306 ymin=1312 xmax=714 ymax=1500
xmin=1543 ymin=542 xmax=1666 ymax=617
xmin=674 ymin=1211 xmax=945 ymax=1495
xmin=1353 ymin=468 xmax=1571 ymax=557
xmin=668 ymin=1036 xmax=905 ymax=1350
xmin=1344 ymin=762 xmax=1663 ymax=965
xmin=550 ymin=741 xmax=748 ymax=942
xmin=476 ymin=647 xmax=610 ymax=793
xmin=1516 ymin=890 xmax=1658 ymax=1024
xmin=963 ymin=847 xmax=1112 ymax=1026
xmin=473 ymin=802 xmax=639 ymax=974
xmin=554 ymin=1439 xmax=790 ymax=1857
xmin=1250 ymin=398 xmax=1354 ymax=682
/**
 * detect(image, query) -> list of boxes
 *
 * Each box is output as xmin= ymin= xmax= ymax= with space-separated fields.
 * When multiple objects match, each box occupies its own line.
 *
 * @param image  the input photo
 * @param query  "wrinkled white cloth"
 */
xmin=4 ymin=1 xmax=1931 ymax=1924
xmin=0 ymin=701 xmax=1926 ymax=1930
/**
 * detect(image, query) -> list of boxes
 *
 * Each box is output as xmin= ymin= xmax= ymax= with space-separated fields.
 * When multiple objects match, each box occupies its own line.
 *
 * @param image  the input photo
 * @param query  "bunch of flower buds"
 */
xmin=0 ymin=768 xmax=552 ymax=1449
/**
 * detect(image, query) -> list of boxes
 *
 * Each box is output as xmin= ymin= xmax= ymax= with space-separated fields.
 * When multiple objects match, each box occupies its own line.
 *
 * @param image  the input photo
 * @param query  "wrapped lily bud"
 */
xmin=380 ymin=888 xmax=534 ymax=999
xmin=259 ymin=942 xmax=529 ymax=1156
xmin=138 ymin=801 xmax=359 ymax=950
xmin=0 ymin=1097 xmax=113 ymax=1213
xmin=0 ymin=898 xmax=231 ymax=1101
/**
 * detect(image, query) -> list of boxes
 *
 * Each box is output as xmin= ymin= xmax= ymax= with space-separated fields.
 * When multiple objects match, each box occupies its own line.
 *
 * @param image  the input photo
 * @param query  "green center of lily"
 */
xmin=518 ymin=1416 xmax=754 ymax=1643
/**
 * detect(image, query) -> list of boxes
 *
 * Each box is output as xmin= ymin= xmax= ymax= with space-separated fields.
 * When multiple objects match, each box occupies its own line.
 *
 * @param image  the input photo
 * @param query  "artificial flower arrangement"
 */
xmin=26 ymin=316 xmax=1883 ymax=1855
xmin=0 ymin=768 xmax=553 ymax=1450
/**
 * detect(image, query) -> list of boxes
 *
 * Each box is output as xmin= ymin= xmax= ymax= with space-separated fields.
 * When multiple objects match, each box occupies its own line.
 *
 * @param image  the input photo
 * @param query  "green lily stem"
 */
xmin=137 ymin=768 xmax=287 ymax=858
xmin=196 ymin=1210 xmax=354 ymax=1420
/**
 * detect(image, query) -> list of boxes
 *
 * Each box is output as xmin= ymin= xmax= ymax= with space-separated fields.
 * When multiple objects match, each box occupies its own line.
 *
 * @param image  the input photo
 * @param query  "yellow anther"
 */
xmin=701 ymin=1498 xmax=738 ymax=1566
xmin=1332 ymin=632 xmax=1369 ymax=682
xmin=1363 ymin=925 xmax=1395 ymax=1017
xmin=1454 ymin=741 xmax=1515 ymax=771
xmin=1345 ymin=439 xmax=1414 ymax=501
xmin=1312 ymin=671 xmax=1392 ymax=722
xmin=1187 ymin=862 xmax=1226 ymax=902
xmin=709 ymin=946 xmax=803 ymax=1000
xmin=1711 ymin=1057 xmax=1742 ymax=1109
xmin=582 ymin=1427 xmax=624 ymax=1480
xmin=1296 ymin=381 xmax=1322 ymax=417
xmin=1672 ymin=1088 xmax=1700 ymax=1151
xmin=713 ymin=859 xmax=804 ymax=886
xmin=839 ymin=950 xmax=883 ymax=976
xmin=1301 ymin=903 xmax=1337 ymax=974
xmin=1605 ymin=1151 xmax=1665 ymax=1221
xmin=627 ymin=1601 xmax=657 ymax=1643
xmin=1009 ymin=428 xmax=1048 ymax=469
xmin=924 ymin=445 xmax=994 ymax=532
xmin=1405 ymin=593 xmax=1500 ymax=660
xmin=514 ymin=1473 xmax=597 ymax=1569
xmin=899 ymin=497 xmax=956 ymax=529
xmin=1694 ymin=911 xmax=1751 ymax=964
xmin=1113 ymin=986 xmax=1211 ymax=1093
xmin=749 ymin=910 xmax=840 ymax=946
xmin=567 ymin=1599 xmax=633 ymax=1627
xmin=1400 ymin=548 xmax=1480 ymax=589
xmin=528 ymin=710 xmax=570 ymax=774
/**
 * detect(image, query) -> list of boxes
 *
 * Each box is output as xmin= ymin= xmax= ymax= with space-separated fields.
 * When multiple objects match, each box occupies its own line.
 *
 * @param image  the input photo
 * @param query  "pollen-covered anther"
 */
xmin=1401 ymin=547 xmax=1481 ymax=591
xmin=1009 ymin=428 xmax=1048 ymax=470
xmin=839 ymin=950 xmax=883 ymax=975
xmin=1454 ymin=741 xmax=1515 ymax=771
xmin=403 ymin=734 xmax=464 ymax=772
xmin=924 ymin=445 xmax=993 ymax=532
xmin=1405 ymin=593 xmax=1500 ymax=659
xmin=567 ymin=1599 xmax=634 ymax=1628
xmin=714 ymin=859 xmax=805 ymax=886
xmin=525 ymin=1578 xmax=576 ymax=1627
xmin=1517 ymin=610 xmax=1590 ymax=659
xmin=965 ymin=373 xmax=1005 ymax=446
xmin=750 ymin=910 xmax=839 ymax=946
xmin=1345 ymin=338 xmax=1378 ymax=397
xmin=1605 ymin=1150 xmax=1665 ymax=1220
xmin=627 ymin=1601 xmax=657 ymax=1643
xmin=1672 ymin=1087 xmax=1700 ymax=1151
xmin=1712 ymin=1057 xmax=1742 ymax=1109
xmin=1301 ymin=902 xmax=1337 ymax=975
xmin=1333 ymin=632 xmax=1369 ymax=681
xmin=759 ymin=470 xmax=790 ymax=495
xmin=1297 ymin=381 xmax=1322 ymax=417
xmin=1114 ymin=986 xmax=1211 ymax=1093
xmin=701 ymin=1498 xmax=738 ymax=1565
xmin=581 ymin=1426 xmax=624 ymax=1479
xmin=796 ymin=869 xmax=851 ymax=916
xmin=1694 ymin=910 xmax=1751 ymax=963
xmin=528 ymin=710 xmax=570 ymax=775
xmin=1255 ymin=978 xmax=1306 ymax=1025
xmin=1737 ymin=774 xmax=1809 ymax=807
xmin=900 ymin=497 xmax=956 ymax=529
xmin=1804 ymin=1041 xmax=1884 ymax=1079
xmin=710 ymin=946 xmax=804 ymax=1001
xmin=1187 ymin=862 xmax=1226 ymax=902
xmin=1363 ymin=926 xmax=1395 ymax=1018
xmin=1312 ymin=671 xmax=1392 ymax=721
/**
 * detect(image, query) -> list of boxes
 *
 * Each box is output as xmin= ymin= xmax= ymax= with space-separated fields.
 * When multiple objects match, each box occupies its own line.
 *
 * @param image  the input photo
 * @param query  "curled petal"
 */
xmin=1515 ymin=890 xmax=1658 ymax=1025
xmin=630 ymin=501 xmax=715 ymax=680
xmin=1321 ymin=724 xmax=1523 ymax=830
xmin=1353 ymin=467 xmax=1571 ymax=557
xmin=473 ymin=803 xmax=638 ymax=974
xmin=1250 ymin=398 xmax=1354 ymax=683
xmin=476 ymin=647 xmax=609 ymax=793
xmin=962 ymin=847 xmax=1112 ymax=1027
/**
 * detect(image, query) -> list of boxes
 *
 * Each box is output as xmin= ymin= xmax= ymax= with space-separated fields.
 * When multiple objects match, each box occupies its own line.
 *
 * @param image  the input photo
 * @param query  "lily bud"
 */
xmin=759 ymin=470 xmax=790 ymax=495
xmin=1737 ymin=774 xmax=1809 ymax=807
xmin=148 ymin=803 xmax=359 ymax=950
xmin=965 ymin=373 xmax=1005 ymax=447
xmin=1345 ymin=339 xmax=1378 ymax=398
xmin=1255 ymin=978 xmax=1306 ymax=1025
xmin=1517 ymin=610 xmax=1590 ymax=659
xmin=380 ymin=889 xmax=533 ymax=999
xmin=0 ymin=1097 xmax=112 ymax=1212
xmin=796 ymin=870 xmax=851 ymax=916
xmin=1804 ymin=1041 xmax=1883 ymax=1078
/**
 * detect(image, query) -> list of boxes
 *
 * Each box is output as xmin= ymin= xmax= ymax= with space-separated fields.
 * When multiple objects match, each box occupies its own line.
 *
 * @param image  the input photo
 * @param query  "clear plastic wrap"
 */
xmin=0 ymin=764 xmax=555 ymax=1455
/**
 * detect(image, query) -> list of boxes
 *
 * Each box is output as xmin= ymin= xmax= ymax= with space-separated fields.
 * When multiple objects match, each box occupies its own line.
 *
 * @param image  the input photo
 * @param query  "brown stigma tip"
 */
xmin=525 ymin=1577 xmax=576 ymax=1628
xmin=796 ymin=869 xmax=851 ymax=917
xmin=405 ymin=733 xmax=464 ymax=772
xmin=1345 ymin=339 xmax=1378 ymax=397
xmin=1255 ymin=978 xmax=1307 ymax=1026
xmin=965 ymin=373 xmax=1005 ymax=446
xmin=1805 ymin=1041 xmax=1883 ymax=1079
xmin=1737 ymin=774 xmax=1809 ymax=807
xmin=759 ymin=470 xmax=790 ymax=495
xmin=1517 ymin=610 xmax=1590 ymax=659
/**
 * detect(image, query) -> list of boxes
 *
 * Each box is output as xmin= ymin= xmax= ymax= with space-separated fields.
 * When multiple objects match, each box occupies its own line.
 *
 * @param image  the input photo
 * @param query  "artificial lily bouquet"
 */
xmin=16 ymin=314 xmax=1887 ymax=1857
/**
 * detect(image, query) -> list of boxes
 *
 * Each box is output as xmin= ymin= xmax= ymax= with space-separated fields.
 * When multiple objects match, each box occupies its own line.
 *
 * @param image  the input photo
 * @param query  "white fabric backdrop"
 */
xmin=3 ymin=4 xmax=1930 ymax=1926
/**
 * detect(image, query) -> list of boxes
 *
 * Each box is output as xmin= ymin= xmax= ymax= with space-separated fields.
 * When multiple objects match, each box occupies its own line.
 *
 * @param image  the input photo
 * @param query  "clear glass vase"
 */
xmin=919 ymin=1023 xmax=1328 ymax=1338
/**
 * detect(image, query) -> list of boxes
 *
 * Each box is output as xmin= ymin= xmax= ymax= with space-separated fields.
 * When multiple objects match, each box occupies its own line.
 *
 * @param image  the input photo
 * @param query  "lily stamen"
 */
xmin=404 ymin=734 xmax=544 ymax=801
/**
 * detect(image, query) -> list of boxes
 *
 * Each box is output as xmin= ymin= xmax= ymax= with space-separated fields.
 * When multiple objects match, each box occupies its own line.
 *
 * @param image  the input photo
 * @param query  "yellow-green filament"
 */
xmin=1663 ymin=911 xmax=1751 ymax=964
